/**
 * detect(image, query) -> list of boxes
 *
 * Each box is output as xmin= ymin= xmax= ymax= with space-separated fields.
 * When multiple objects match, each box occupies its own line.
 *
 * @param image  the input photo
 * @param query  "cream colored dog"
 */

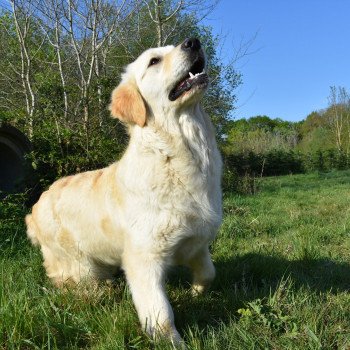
xmin=26 ymin=38 xmax=222 ymax=344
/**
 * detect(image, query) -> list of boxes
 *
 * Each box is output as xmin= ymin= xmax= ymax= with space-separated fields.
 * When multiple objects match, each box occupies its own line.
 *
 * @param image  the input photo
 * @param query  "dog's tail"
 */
xmin=25 ymin=213 xmax=40 ymax=246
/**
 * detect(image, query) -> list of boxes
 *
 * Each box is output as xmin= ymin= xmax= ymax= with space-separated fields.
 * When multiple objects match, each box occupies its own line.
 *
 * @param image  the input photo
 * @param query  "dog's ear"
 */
xmin=109 ymin=81 xmax=146 ymax=127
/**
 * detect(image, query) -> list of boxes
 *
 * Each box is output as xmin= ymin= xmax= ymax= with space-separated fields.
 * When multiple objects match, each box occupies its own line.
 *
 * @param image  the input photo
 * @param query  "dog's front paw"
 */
xmin=169 ymin=330 xmax=186 ymax=349
xmin=150 ymin=322 xmax=185 ymax=348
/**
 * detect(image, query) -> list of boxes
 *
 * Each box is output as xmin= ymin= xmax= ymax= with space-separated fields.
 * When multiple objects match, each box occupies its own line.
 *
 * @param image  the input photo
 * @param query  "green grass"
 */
xmin=1 ymin=170 xmax=350 ymax=349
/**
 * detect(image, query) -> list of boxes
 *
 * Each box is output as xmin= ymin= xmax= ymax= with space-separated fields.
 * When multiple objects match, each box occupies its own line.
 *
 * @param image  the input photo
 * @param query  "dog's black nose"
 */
xmin=181 ymin=38 xmax=201 ymax=51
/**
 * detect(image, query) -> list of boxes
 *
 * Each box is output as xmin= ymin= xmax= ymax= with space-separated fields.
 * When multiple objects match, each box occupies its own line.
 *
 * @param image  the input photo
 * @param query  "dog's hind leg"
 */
xmin=25 ymin=214 xmax=40 ymax=246
xmin=188 ymin=246 xmax=216 ymax=296
xmin=40 ymin=244 xmax=91 ymax=287
xmin=26 ymin=207 xmax=91 ymax=286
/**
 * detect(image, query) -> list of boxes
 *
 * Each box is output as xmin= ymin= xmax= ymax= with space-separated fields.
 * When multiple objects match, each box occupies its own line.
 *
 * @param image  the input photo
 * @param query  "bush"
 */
xmin=303 ymin=149 xmax=350 ymax=172
xmin=222 ymin=169 xmax=261 ymax=195
xmin=0 ymin=192 xmax=28 ymax=249
xmin=223 ymin=148 xmax=350 ymax=186
xmin=28 ymin=118 xmax=128 ymax=187
xmin=223 ymin=150 xmax=305 ymax=178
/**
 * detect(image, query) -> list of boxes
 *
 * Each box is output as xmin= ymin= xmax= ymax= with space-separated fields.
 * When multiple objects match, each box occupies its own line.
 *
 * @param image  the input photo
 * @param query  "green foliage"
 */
xmin=0 ymin=193 xmax=28 ymax=252
xmin=28 ymin=118 xmax=128 ymax=183
xmin=223 ymin=116 xmax=299 ymax=155
xmin=222 ymin=101 xmax=350 ymax=182
xmin=297 ymin=110 xmax=334 ymax=152
xmin=222 ymin=169 xmax=261 ymax=195
xmin=238 ymin=285 xmax=298 ymax=336
xmin=0 ymin=3 xmax=242 ymax=188
xmin=223 ymin=150 xmax=305 ymax=178
xmin=0 ymin=192 xmax=27 ymax=225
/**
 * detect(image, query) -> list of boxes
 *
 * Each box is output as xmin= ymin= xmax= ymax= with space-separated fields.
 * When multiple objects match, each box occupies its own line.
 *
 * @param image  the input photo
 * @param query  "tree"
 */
xmin=141 ymin=0 xmax=218 ymax=47
xmin=0 ymin=0 xmax=243 ymax=184
xmin=1 ymin=0 xmax=45 ymax=139
xmin=327 ymin=86 xmax=350 ymax=153
xmin=223 ymin=116 xmax=299 ymax=155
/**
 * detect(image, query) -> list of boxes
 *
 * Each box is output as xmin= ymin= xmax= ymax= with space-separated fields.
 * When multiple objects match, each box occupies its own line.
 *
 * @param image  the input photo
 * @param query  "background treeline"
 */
xmin=222 ymin=86 xmax=350 ymax=192
xmin=0 ymin=0 xmax=349 ymax=196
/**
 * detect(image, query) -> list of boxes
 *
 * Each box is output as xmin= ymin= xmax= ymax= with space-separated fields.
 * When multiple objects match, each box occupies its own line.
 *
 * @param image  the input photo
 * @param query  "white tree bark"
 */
xmin=11 ymin=0 xmax=36 ymax=139
xmin=328 ymin=86 xmax=350 ymax=152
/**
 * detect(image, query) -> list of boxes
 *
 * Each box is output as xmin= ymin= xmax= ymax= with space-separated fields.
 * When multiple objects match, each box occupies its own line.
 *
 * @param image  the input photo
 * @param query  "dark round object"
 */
xmin=181 ymin=38 xmax=201 ymax=51
xmin=0 ymin=123 xmax=31 ymax=194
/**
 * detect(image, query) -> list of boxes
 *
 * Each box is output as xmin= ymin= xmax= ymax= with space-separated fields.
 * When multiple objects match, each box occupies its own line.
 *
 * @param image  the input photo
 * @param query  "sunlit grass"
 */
xmin=1 ymin=170 xmax=350 ymax=349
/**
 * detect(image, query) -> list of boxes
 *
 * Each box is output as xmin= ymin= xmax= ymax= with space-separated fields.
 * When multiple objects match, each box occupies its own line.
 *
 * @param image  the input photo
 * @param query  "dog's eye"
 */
xmin=149 ymin=57 xmax=161 ymax=67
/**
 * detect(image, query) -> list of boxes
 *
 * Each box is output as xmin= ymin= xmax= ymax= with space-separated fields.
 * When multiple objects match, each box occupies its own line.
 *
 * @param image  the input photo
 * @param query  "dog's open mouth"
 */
xmin=169 ymin=57 xmax=208 ymax=101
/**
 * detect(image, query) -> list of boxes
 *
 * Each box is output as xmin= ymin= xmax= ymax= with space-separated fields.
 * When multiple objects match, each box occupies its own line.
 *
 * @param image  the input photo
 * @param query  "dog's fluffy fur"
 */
xmin=26 ymin=39 xmax=222 ymax=343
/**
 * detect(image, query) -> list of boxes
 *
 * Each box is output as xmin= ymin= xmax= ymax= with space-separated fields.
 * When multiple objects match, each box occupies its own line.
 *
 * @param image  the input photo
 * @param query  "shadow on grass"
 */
xmin=214 ymin=253 xmax=350 ymax=294
xmin=170 ymin=253 xmax=350 ymax=334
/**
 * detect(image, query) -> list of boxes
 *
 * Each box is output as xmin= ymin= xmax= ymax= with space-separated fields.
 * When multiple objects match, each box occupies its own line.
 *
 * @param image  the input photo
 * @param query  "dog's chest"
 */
xmin=152 ymin=120 xmax=222 ymax=236
xmin=122 ymin=116 xmax=222 ymax=251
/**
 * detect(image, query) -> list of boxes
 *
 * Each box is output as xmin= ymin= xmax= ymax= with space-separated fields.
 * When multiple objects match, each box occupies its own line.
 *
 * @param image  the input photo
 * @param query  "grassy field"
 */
xmin=1 ymin=171 xmax=350 ymax=349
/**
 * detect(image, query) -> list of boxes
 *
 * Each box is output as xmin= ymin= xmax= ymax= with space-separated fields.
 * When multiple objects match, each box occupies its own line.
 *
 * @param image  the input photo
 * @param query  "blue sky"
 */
xmin=204 ymin=0 xmax=350 ymax=122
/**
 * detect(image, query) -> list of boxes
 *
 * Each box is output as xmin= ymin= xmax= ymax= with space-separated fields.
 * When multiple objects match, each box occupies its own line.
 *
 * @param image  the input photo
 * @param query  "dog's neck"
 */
xmin=124 ymin=103 xmax=218 ymax=178
xmin=119 ymin=102 xmax=221 ymax=200
xmin=130 ymin=103 xmax=214 ymax=148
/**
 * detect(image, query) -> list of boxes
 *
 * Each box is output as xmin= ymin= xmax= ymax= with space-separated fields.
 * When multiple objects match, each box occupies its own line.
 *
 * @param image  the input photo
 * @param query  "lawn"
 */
xmin=1 ymin=171 xmax=350 ymax=349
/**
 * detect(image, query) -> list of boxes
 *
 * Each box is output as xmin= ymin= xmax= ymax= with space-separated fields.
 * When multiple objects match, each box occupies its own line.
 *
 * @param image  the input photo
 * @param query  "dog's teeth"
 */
xmin=188 ymin=71 xmax=205 ymax=80
xmin=193 ymin=71 xmax=205 ymax=78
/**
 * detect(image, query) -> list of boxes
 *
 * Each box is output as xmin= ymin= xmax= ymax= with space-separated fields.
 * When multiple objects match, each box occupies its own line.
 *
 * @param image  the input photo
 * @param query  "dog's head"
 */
xmin=109 ymin=38 xmax=208 ymax=127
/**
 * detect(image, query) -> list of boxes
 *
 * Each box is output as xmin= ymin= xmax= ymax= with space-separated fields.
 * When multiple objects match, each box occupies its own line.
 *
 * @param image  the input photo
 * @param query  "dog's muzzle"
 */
xmin=169 ymin=38 xmax=209 ymax=101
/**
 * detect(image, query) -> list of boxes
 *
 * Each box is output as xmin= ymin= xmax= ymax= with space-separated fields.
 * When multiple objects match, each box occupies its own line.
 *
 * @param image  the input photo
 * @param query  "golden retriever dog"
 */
xmin=25 ymin=37 xmax=222 ymax=344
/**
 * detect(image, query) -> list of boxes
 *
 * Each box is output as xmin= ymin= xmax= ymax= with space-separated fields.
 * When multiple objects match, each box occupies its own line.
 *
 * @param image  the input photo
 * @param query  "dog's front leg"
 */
xmin=123 ymin=251 xmax=182 ymax=344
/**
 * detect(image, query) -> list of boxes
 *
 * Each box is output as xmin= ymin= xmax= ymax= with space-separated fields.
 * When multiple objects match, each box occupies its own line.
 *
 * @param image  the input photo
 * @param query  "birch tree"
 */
xmin=328 ymin=86 xmax=350 ymax=152
xmin=10 ymin=0 xmax=41 ymax=139
xmin=142 ymin=0 xmax=218 ymax=47
xmin=33 ymin=0 xmax=138 ymax=151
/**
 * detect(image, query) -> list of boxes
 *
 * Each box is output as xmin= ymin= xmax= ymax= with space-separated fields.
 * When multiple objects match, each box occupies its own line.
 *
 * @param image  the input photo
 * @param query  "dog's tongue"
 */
xmin=177 ymin=78 xmax=191 ymax=91
xmin=177 ymin=71 xmax=205 ymax=91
